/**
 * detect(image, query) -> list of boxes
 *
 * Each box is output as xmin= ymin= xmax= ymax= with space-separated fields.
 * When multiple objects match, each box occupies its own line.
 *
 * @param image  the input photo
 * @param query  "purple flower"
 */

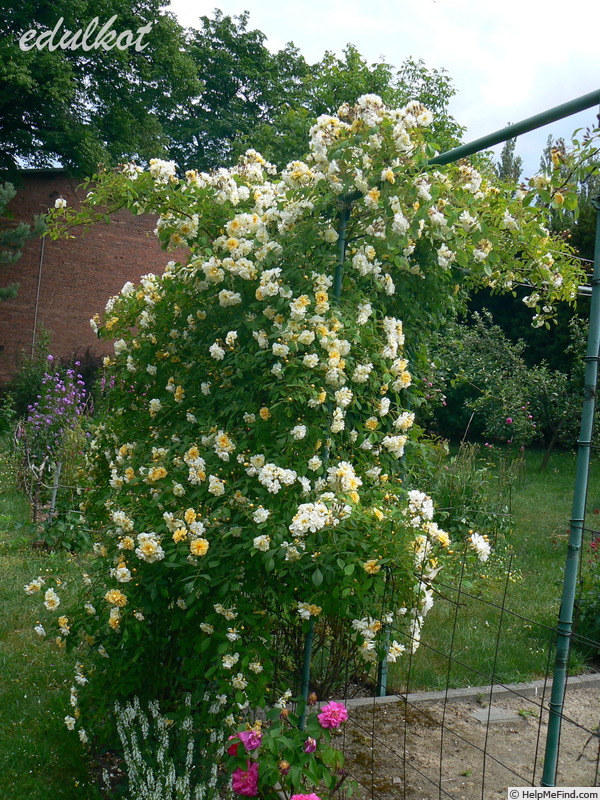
xmin=304 ymin=736 xmax=317 ymax=753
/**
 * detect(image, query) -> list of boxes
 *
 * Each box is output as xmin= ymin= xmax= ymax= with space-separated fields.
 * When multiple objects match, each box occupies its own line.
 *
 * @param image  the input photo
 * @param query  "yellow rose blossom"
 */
xmin=365 ymin=417 xmax=379 ymax=431
xmin=436 ymin=531 xmax=450 ymax=547
xmin=120 ymin=536 xmax=135 ymax=550
xmin=349 ymin=491 xmax=360 ymax=504
xmin=105 ymin=589 xmax=128 ymax=607
xmin=190 ymin=538 xmax=209 ymax=556
xmin=259 ymin=407 xmax=270 ymax=420
xmin=363 ymin=559 xmax=381 ymax=575
xmin=148 ymin=466 xmax=167 ymax=482
xmin=185 ymin=446 xmax=200 ymax=462
xmin=124 ymin=467 xmax=135 ymax=481
xmin=172 ymin=528 xmax=188 ymax=543
xmin=174 ymin=385 xmax=185 ymax=402
xmin=373 ymin=508 xmax=384 ymax=521
xmin=366 ymin=187 xmax=380 ymax=205
xmin=184 ymin=508 xmax=197 ymax=525
xmin=108 ymin=608 xmax=121 ymax=630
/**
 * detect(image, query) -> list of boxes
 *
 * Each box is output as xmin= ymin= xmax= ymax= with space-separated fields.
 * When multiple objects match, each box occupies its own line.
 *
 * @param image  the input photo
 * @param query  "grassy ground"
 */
xmin=388 ymin=447 xmax=600 ymax=693
xmin=0 ymin=450 xmax=98 ymax=800
xmin=1 ymin=443 xmax=598 ymax=797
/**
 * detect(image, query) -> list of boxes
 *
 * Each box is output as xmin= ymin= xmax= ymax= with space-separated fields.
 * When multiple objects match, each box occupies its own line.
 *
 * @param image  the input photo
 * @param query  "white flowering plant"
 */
xmin=33 ymin=97 xmax=595 ymax=792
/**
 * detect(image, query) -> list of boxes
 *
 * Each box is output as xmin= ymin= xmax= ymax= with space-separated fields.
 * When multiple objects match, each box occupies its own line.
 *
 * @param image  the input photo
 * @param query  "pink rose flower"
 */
xmin=304 ymin=736 xmax=317 ymax=753
xmin=317 ymin=701 xmax=348 ymax=729
xmin=239 ymin=730 xmax=262 ymax=751
xmin=228 ymin=730 xmax=262 ymax=756
xmin=291 ymin=795 xmax=321 ymax=800
xmin=232 ymin=761 xmax=259 ymax=796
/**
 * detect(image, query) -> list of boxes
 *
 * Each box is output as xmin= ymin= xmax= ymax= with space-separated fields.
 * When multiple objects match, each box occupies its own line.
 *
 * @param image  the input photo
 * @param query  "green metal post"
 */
xmin=299 ymin=202 xmax=352 ymax=730
xmin=541 ymin=197 xmax=600 ymax=786
xmin=376 ymin=625 xmax=390 ymax=696
xmin=298 ymin=618 xmax=315 ymax=730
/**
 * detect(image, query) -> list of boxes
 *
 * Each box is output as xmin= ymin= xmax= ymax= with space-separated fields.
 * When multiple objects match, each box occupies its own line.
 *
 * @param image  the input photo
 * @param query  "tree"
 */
xmin=0 ymin=182 xmax=45 ymax=300
xmin=0 ymin=0 xmax=201 ymax=176
xmin=495 ymin=130 xmax=523 ymax=184
xmin=165 ymin=10 xmax=310 ymax=172
xmin=2 ymin=7 xmax=464 ymax=178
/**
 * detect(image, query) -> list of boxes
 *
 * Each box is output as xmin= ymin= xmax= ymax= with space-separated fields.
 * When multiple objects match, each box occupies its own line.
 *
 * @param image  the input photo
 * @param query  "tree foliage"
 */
xmin=495 ymin=131 xmax=523 ymax=185
xmin=0 ymin=0 xmax=201 ymax=175
xmin=0 ymin=181 xmax=46 ymax=300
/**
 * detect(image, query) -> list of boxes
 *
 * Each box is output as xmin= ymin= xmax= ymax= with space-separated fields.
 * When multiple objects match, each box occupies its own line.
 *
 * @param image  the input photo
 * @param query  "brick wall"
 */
xmin=0 ymin=170 xmax=184 ymax=382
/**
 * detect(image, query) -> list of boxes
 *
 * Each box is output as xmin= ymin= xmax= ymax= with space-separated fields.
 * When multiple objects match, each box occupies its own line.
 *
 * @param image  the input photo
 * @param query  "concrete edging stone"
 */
xmin=341 ymin=672 xmax=600 ymax=710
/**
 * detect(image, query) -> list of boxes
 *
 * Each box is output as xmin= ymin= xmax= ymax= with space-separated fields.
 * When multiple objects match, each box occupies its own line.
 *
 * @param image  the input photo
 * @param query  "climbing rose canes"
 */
xmin=31 ymin=94 xmax=589 ymax=796
xmin=317 ymin=701 xmax=349 ymax=729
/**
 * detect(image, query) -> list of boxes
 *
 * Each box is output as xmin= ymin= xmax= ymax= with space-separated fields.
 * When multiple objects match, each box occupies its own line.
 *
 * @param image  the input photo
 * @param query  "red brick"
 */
xmin=0 ymin=170 xmax=187 ymax=382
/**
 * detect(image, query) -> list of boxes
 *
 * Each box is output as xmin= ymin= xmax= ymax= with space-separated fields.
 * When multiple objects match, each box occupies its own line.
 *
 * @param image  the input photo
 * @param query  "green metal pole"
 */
xmin=541 ymin=196 xmax=600 ymax=786
xmin=298 ymin=618 xmax=315 ymax=731
xmin=299 ymin=202 xmax=352 ymax=730
xmin=429 ymin=89 xmax=600 ymax=167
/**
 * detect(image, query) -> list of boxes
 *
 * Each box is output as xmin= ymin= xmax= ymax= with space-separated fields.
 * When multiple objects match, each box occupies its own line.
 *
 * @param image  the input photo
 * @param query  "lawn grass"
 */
xmin=0 ymin=450 xmax=99 ymax=800
xmin=387 ymin=447 xmax=599 ymax=693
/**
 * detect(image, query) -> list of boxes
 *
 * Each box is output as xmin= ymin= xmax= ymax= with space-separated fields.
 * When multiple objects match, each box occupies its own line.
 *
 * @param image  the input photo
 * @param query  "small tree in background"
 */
xmin=0 ymin=181 xmax=46 ymax=300
xmin=495 ymin=129 xmax=523 ymax=185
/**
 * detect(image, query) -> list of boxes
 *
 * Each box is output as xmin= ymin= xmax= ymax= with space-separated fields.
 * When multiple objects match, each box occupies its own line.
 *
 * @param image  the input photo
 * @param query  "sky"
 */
xmin=166 ymin=0 xmax=600 ymax=178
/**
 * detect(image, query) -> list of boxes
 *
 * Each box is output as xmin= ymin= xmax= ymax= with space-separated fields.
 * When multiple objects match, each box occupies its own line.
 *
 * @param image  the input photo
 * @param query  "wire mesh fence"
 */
xmin=324 ymin=531 xmax=600 ymax=800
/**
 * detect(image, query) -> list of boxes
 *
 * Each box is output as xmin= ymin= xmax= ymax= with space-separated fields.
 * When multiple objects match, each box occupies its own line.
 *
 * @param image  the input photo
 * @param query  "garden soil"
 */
xmin=342 ymin=688 xmax=600 ymax=798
